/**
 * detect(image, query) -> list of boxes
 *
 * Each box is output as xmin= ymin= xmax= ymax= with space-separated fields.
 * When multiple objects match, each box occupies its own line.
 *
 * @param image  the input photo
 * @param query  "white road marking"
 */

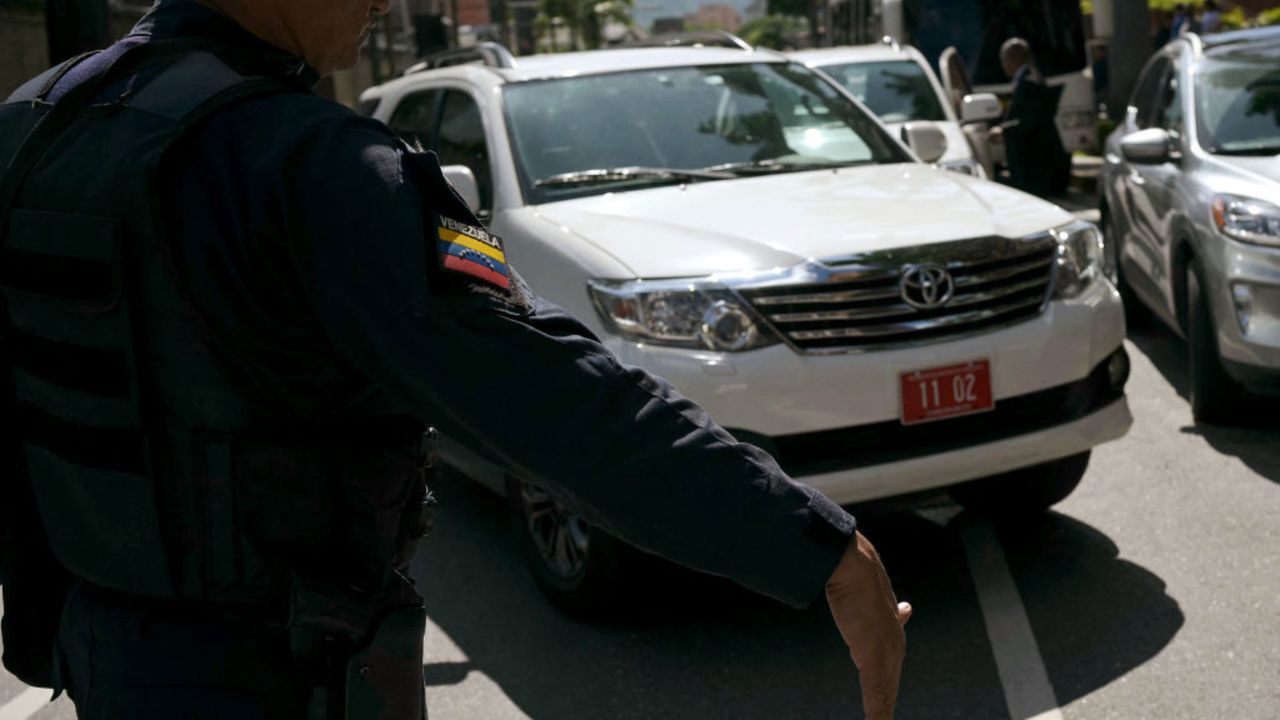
xmin=0 ymin=688 xmax=51 ymax=720
xmin=958 ymin=515 xmax=1065 ymax=720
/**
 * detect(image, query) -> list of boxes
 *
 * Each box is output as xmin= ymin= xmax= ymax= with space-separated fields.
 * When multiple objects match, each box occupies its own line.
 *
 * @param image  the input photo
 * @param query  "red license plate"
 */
xmin=899 ymin=360 xmax=994 ymax=425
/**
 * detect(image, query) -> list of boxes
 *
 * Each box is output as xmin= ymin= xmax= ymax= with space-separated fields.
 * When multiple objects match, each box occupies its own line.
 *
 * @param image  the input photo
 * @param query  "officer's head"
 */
xmin=203 ymin=0 xmax=390 ymax=74
xmin=999 ymin=38 xmax=1031 ymax=79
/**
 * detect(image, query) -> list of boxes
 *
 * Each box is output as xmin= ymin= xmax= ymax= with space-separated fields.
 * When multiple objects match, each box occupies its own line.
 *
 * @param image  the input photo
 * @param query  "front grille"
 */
xmin=739 ymin=235 xmax=1057 ymax=353
xmin=726 ymin=353 xmax=1125 ymax=478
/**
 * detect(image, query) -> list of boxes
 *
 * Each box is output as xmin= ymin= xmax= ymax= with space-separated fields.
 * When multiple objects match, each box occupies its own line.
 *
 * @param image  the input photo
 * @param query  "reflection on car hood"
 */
xmin=532 ymin=164 xmax=1073 ymax=279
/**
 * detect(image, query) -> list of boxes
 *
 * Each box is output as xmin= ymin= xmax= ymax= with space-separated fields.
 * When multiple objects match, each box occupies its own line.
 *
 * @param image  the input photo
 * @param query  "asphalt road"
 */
xmin=3 ymin=320 xmax=1278 ymax=720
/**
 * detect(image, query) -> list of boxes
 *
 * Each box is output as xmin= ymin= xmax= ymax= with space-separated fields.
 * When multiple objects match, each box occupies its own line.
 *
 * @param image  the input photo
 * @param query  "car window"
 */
xmin=502 ymin=63 xmax=907 ymax=203
xmin=1130 ymin=55 xmax=1171 ymax=130
xmin=388 ymin=89 xmax=441 ymax=149
xmin=436 ymin=90 xmax=494 ymax=214
xmin=821 ymin=60 xmax=947 ymax=123
xmin=1154 ymin=60 xmax=1184 ymax=137
xmin=1195 ymin=49 xmax=1280 ymax=156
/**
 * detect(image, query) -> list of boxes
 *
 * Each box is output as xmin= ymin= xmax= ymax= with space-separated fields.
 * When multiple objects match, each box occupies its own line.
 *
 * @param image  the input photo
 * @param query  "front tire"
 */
xmin=950 ymin=451 xmax=1090 ymax=516
xmin=1187 ymin=262 xmax=1244 ymax=424
xmin=507 ymin=479 xmax=630 ymax=616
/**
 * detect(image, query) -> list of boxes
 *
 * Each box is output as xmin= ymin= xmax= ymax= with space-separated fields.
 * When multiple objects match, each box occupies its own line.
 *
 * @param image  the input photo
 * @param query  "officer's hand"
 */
xmin=826 ymin=531 xmax=910 ymax=720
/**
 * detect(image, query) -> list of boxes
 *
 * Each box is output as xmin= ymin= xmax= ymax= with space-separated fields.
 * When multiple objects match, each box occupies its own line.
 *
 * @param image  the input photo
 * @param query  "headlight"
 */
xmin=1052 ymin=220 xmax=1104 ymax=298
xmin=587 ymin=278 xmax=779 ymax=351
xmin=938 ymin=159 xmax=986 ymax=178
xmin=1212 ymin=195 xmax=1280 ymax=248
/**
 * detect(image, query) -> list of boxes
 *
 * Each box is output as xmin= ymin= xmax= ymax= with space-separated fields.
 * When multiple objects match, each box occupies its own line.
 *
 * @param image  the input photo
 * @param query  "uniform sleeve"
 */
xmin=281 ymin=117 xmax=856 ymax=608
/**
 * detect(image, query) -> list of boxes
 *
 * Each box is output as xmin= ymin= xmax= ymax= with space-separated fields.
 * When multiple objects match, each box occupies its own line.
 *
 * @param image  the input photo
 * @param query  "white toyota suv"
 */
xmin=361 ymin=44 xmax=1132 ymax=605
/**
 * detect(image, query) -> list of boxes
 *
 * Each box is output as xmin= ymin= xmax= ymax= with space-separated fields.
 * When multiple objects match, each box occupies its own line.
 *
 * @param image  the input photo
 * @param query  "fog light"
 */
xmin=1232 ymin=283 xmax=1253 ymax=334
xmin=1107 ymin=349 xmax=1131 ymax=391
xmin=699 ymin=301 xmax=758 ymax=351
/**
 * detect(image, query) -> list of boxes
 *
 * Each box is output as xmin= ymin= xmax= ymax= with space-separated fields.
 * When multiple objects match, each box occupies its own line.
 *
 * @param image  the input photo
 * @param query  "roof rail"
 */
xmin=1197 ymin=26 xmax=1280 ymax=51
xmin=881 ymin=35 xmax=901 ymax=52
xmin=1185 ymin=32 xmax=1205 ymax=55
xmin=620 ymin=30 xmax=753 ymax=51
xmin=403 ymin=42 xmax=517 ymax=76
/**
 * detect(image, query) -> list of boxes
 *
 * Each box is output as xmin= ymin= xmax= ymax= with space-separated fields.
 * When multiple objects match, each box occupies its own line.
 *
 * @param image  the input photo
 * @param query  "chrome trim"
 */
xmin=953 ymin=255 xmax=1054 ymax=287
xmin=765 ymin=276 xmax=1048 ymax=323
xmin=751 ymin=285 xmax=900 ymax=306
xmin=735 ymin=234 xmax=1058 ymax=354
xmin=787 ymin=295 xmax=1045 ymax=341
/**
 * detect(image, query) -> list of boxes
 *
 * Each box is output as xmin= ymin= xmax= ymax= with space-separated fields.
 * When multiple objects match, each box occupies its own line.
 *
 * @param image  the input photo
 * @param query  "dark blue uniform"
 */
xmin=38 ymin=1 xmax=857 ymax=715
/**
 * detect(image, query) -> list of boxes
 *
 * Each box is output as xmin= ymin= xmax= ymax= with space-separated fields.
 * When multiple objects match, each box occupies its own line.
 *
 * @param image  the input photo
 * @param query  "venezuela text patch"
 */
xmin=436 ymin=215 xmax=510 ymax=291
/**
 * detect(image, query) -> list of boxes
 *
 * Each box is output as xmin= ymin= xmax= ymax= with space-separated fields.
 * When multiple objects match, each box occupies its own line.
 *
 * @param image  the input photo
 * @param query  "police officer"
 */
xmin=0 ymin=0 xmax=910 ymax=718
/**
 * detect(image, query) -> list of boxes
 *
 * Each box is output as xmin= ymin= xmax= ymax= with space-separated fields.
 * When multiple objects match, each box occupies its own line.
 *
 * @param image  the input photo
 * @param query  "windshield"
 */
xmin=821 ymin=60 xmax=947 ymax=122
xmin=905 ymin=0 xmax=1087 ymax=86
xmin=503 ymin=62 xmax=908 ymax=203
xmin=1196 ymin=53 xmax=1280 ymax=156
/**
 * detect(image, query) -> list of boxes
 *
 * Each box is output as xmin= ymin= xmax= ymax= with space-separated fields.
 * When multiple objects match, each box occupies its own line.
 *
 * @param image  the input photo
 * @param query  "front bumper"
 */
xmin=607 ymin=278 xmax=1131 ymax=503
xmin=609 ymin=278 xmax=1126 ymax=435
xmin=729 ymin=351 xmax=1127 ymax=479
xmin=1211 ymin=235 xmax=1280 ymax=393
xmin=785 ymin=397 xmax=1131 ymax=505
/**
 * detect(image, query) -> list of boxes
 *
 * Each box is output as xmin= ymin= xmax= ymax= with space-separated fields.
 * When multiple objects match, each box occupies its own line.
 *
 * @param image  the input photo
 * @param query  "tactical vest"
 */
xmin=0 ymin=42 xmax=431 ymax=606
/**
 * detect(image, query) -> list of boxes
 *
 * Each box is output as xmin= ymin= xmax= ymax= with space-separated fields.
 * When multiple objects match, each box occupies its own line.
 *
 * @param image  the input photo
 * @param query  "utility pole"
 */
xmin=44 ymin=0 xmax=110 ymax=64
xmin=1095 ymin=0 xmax=1152 ymax=119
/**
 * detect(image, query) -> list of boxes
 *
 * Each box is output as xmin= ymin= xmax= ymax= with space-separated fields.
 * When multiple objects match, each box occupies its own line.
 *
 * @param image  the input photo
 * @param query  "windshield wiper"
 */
xmin=702 ymin=159 xmax=869 ymax=175
xmin=534 ymin=166 xmax=732 ymax=188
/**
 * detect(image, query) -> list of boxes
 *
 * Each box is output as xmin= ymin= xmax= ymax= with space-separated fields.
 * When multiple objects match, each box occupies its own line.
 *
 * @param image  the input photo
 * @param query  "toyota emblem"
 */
xmin=899 ymin=263 xmax=955 ymax=310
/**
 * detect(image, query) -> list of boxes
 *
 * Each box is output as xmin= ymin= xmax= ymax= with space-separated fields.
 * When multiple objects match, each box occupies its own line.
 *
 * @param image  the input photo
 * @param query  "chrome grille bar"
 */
xmin=787 ymin=295 xmax=1045 ymax=341
xmin=738 ymin=235 xmax=1057 ymax=353
xmin=749 ymin=285 xmax=900 ymax=306
xmin=766 ymin=276 xmax=1048 ymax=323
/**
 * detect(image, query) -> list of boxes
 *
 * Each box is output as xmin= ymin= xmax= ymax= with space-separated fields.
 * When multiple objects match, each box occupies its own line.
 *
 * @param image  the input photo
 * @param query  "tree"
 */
xmin=766 ymin=0 xmax=817 ymax=47
xmin=739 ymin=14 xmax=807 ymax=50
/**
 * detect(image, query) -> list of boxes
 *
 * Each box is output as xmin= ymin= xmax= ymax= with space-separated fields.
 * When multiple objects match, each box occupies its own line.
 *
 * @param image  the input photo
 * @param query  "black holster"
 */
xmin=289 ymin=572 xmax=427 ymax=720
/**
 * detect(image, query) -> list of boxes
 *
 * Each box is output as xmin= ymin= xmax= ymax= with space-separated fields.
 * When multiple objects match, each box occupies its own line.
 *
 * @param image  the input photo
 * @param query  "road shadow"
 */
xmin=994 ymin=512 xmax=1185 ymax=708
xmin=1128 ymin=321 xmax=1280 ymax=483
xmin=1127 ymin=320 xmax=1190 ymax=400
xmin=411 ymin=473 xmax=1184 ymax=719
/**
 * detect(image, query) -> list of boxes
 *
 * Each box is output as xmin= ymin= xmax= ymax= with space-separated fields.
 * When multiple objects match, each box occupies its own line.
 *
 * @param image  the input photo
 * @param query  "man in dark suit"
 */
xmin=992 ymin=37 xmax=1071 ymax=198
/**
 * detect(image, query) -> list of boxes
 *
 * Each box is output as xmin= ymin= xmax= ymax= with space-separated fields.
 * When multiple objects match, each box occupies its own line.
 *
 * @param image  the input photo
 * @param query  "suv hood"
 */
xmin=532 ymin=164 xmax=1074 ymax=278
xmin=1210 ymin=154 xmax=1280 ymax=189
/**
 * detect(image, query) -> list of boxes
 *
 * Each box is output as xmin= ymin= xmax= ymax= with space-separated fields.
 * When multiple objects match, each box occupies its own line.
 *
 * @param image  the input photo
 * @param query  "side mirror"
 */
xmin=442 ymin=165 xmax=482 ymax=212
xmin=901 ymin=122 xmax=948 ymax=164
xmin=960 ymin=93 xmax=1002 ymax=124
xmin=1120 ymin=128 xmax=1173 ymax=164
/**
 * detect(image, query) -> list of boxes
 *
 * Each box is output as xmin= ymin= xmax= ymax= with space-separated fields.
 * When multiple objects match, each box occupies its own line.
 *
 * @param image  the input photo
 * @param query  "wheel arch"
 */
xmin=1172 ymin=235 xmax=1197 ymax=334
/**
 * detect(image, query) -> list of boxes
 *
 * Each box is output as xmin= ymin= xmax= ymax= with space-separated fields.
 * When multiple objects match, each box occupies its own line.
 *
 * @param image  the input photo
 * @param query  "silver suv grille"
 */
xmin=738 ymin=235 xmax=1057 ymax=353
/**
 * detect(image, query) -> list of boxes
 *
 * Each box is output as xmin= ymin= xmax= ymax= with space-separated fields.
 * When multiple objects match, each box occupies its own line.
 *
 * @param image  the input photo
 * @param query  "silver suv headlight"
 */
xmin=1213 ymin=195 xmax=1280 ymax=248
xmin=1052 ymin=220 xmax=1104 ymax=298
xmin=587 ymin=278 xmax=780 ymax=352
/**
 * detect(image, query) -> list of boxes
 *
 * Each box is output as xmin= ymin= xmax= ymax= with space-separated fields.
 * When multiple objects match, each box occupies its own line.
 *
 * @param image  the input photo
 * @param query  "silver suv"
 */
xmin=1101 ymin=28 xmax=1280 ymax=422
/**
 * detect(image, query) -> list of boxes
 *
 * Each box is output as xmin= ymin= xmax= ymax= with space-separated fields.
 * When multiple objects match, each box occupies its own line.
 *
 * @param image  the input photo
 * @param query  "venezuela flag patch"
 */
xmin=436 ymin=215 xmax=510 ymax=291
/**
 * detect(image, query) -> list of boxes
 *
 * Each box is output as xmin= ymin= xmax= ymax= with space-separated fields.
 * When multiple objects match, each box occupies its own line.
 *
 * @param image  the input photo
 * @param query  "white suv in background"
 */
xmin=361 ymin=44 xmax=1132 ymax=608
xmin=791 ymin=42 xmax=1002 ymax=178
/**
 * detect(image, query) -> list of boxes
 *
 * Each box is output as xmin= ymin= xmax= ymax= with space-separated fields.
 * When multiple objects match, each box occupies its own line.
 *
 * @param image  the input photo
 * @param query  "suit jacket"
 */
xmin=1003 ymin=65 xmax=1071 ymax=198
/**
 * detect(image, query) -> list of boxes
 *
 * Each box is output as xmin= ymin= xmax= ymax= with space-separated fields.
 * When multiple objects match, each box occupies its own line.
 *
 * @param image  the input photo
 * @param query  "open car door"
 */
xmin=940 ymin=46 xmax=1002 ymax=177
